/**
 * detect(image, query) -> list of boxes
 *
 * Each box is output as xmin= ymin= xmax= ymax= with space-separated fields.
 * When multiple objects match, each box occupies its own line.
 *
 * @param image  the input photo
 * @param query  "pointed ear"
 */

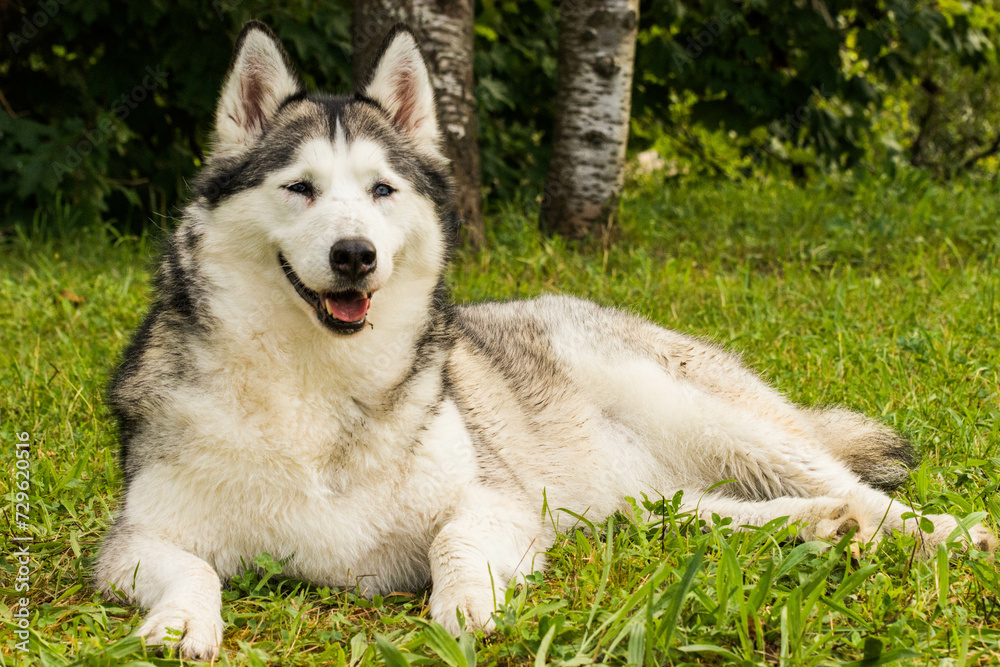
xmin=215 ymin=21 xmax=302 ymax=154
xmin=360 ymin=26 xmax=440 ymax=152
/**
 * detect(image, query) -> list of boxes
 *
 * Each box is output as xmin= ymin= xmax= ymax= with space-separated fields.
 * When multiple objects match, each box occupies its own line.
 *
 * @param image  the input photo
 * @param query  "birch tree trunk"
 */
xmin=540 ymin=0 xmax=639 ymax=239
xmin=353 ymin=0 xmax=484 ymax=247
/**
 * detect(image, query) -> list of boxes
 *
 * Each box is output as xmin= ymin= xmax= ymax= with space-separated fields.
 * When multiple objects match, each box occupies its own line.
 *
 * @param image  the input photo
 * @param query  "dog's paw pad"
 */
xmin=836 ymin=517 xmax=859 ymax=537
xmin=810 ymin=507 xmax=883 ymax=555
xmin=137 ymin=604 xmax=223 ymax=661
xmin=966 ymin=524 xmax=997 ymax=553
xmin=813 ymin=511 xmax=869 ymax=541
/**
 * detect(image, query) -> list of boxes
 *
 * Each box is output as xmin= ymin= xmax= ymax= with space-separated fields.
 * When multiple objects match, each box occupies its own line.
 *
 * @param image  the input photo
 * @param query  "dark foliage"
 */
xmin=0 ymin=0 xmax=995 ymax=231
xmin=0 ymin=0 xmax=353 ymax=230
xmin=634 ymin=0 xmax=995 ymax=170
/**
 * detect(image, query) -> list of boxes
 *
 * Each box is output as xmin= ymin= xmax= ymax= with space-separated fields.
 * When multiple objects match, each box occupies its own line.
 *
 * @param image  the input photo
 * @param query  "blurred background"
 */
xmin=1 ymin=0 xmax=998 ymax=242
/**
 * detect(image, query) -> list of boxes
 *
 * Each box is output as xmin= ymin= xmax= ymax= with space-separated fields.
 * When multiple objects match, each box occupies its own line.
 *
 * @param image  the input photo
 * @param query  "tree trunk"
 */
xmin=353 ymin=0 xmax=484 ymax=247
xmin=540 ymin=0 xmax=639 ymax=240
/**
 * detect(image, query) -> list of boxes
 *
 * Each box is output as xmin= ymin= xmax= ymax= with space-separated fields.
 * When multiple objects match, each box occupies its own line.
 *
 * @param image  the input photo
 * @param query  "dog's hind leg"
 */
xmin=620 ymin=319 xmax=915 ymax=493
xmin=683 ymin=487 xmax=997 ymax=556
xmin=665 ymin=416 xmax=994 ymax=555
xmin=683 ymin=492 xmax=865 ymax=540
xmin=94 ymin=525 xmax=224 ymax=660
xmin=805 ymin=407 xmax=917 ymax=492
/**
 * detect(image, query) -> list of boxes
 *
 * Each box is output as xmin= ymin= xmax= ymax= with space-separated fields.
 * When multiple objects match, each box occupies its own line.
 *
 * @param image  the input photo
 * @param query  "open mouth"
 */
xmin=279 ymin=253 xmax=371 ymax=334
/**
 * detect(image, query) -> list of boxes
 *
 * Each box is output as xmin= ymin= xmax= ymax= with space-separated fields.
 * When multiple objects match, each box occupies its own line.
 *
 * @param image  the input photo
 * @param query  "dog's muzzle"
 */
xmin=279 ymin=253 xmax=372 ymax=334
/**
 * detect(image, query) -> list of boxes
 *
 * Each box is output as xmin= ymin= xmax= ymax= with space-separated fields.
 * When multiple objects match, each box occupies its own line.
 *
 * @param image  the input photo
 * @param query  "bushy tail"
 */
xmin=807 ymin=407 xmax=917 ymax=492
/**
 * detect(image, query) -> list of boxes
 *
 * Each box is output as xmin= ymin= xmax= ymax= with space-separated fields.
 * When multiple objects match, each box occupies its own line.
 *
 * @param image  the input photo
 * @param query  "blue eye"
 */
xmin=285 ymin=182 xmax=314 ymax=197
xmin=373 ymin=183 xmax=394 ymax=198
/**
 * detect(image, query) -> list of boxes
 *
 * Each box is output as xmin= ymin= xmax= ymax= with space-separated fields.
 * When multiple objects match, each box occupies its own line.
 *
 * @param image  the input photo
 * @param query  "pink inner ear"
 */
xmin=240 ymin=74 xmax=267 ymax=134
xmin=390 ymin=68 xmax=419 ymax=133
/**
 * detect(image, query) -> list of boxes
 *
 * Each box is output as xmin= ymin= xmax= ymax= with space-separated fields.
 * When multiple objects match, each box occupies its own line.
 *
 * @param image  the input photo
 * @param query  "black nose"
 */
xmin=330 ymin=238 xmax=377 ymax=280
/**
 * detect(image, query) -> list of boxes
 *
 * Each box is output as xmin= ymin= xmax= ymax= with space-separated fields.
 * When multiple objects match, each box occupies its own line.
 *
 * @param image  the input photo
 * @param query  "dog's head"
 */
xmin=194 ymin=21 xmax=455 ymax=335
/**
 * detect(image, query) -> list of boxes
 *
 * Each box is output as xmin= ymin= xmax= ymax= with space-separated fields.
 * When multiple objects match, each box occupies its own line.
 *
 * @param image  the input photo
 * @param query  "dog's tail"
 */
xmin=807 ymin=407 xmax=917 ymax=492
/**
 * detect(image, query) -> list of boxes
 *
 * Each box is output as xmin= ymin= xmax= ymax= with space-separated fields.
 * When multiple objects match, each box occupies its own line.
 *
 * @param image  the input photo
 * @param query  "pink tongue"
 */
xmin=323 ymin=294 xmax=370 ymax=322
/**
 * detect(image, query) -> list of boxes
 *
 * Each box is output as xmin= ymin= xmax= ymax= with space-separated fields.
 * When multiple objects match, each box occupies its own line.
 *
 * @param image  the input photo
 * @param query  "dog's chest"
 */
xmin=164 ymin=386 xmax=477 ymax=592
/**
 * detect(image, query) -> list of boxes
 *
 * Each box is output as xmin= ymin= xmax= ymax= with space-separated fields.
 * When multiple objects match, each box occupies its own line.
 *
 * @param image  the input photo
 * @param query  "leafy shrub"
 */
xmin=1 ymin=0 xmax=997 ymax=232
xmin=1 ymin=0 xmax=353 ymax=230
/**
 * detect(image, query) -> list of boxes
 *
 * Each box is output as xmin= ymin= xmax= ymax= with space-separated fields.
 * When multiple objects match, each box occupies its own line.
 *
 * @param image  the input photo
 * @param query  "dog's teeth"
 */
xmin=324 ymin=298 xmax=334 ymax=315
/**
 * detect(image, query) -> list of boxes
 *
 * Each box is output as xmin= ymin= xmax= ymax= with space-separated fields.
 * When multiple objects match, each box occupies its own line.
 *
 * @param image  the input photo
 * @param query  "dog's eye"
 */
xmin=373 ymin=183 xmax=395 ymax=199
xmin=285 ymin=182 xmax=315 ymax=197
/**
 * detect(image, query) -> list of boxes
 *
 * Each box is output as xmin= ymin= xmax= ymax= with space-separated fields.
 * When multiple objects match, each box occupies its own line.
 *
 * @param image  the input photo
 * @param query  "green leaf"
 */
xmin=103 ymin=635 xmax=144 ymax=659
xmin=657 ymin=546 xmax=705 ymax=647
xmin=535 ymin=624 xmax=557 ymax=667
xmin=678 ymin=644 xmax=743 ymax=660
xmin=936 ymin=545 xmax=950 ymax=607
xmin=253 ymin=552 xmax=284 ymax=574
xmin=418 ymin=620 xmax=470 ymax=667
xmin=626 ymin=620 xmax=645 ymax=667
xmin=901 ymin=24 xmax=931 ymax=52
xmin=841 ymin=647 xmax=922 ymax=666
xmin=473 ymin=24 xmax=498 ymax=42
xmin=863 ymin=636 xmax=883 ymax=661
xmin=375 ymin=635 xmax=412 ymax=667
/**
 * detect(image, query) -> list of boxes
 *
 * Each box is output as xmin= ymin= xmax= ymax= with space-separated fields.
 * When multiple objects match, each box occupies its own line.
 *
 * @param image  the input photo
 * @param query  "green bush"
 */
xmin=1 ymin=0 xmax=997 ymax=232
xmin=1 ymin=0 xmax=353 ymax=230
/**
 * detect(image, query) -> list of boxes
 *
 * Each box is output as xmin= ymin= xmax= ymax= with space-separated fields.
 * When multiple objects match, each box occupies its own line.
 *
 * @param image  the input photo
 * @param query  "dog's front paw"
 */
xmin=807 ymin=502 xmax=885 ymax=554
xmin=429 ymin=585 xmax=499 ymax=637
xmin=964 ymin=523 xmax=998 ymax=553
xmin=137 ymin=601 xmax=224 ymax=661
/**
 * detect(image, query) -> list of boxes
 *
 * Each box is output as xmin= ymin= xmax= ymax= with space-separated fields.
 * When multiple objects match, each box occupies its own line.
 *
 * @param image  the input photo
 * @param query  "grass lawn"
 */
xmin=2 ymin=171 xmax=1000 ymax=665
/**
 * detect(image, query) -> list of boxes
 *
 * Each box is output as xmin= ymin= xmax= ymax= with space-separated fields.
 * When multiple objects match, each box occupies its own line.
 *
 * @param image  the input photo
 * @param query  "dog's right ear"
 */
xmin=214 ymin=21 xmax=302 ymax=155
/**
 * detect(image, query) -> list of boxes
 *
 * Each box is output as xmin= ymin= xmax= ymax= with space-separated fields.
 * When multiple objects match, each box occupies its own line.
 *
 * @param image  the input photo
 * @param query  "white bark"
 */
xmin=541 ymin=0 xmax=639 ymax=239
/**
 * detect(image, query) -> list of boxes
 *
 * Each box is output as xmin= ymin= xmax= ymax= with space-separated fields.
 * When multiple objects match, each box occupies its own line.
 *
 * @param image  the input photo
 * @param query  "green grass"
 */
xmin=3 ymin=171 xmax=1000 ymax=665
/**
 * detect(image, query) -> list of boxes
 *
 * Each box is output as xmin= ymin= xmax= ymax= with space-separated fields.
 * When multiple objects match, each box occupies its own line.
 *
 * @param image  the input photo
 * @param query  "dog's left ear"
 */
xmin=360 ymin=26 xmax=440 ymax=153
xmin=215 ymin=21 xmax=302 ymax=154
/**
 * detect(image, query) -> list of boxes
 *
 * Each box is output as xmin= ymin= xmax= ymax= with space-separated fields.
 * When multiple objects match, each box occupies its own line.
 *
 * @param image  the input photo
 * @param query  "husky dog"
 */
xmin=96 ymin=21 xmax=996 ymax=660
